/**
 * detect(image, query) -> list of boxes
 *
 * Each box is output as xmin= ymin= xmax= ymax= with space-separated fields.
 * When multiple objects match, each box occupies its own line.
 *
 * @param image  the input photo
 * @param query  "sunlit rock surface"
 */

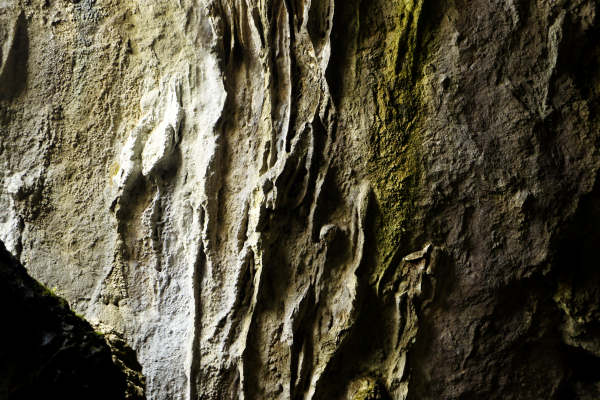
xmin=1 ymin=0 xmax=599 ymax=399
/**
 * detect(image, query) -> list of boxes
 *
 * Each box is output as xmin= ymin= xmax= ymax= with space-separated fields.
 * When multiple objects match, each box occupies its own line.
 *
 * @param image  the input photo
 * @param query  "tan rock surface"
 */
xmin=1 ymin=0 xmax=599 ymax=399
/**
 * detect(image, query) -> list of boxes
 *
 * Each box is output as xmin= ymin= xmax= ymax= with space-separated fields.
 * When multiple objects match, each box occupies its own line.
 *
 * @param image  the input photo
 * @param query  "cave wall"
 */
xmin=1 ymin=0 xmax=599 ymax=399
xmin=0 ymin=239 xmax=144 ymax=399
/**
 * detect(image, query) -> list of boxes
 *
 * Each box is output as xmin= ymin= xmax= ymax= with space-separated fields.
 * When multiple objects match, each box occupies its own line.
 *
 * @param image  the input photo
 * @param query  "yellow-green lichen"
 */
xmin=39 ymin=283 xmax=71 ymax=309
xmin=366 ymin=0 xmax=437 ymax=286
xmin=351 ymin=377 xmax=389 ymax=400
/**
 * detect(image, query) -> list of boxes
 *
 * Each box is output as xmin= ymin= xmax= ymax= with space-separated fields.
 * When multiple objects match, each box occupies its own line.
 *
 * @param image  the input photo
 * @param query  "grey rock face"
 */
xmin=0 ymin=239 xmax=144 ymax=399
xmin=1 ymin=0 xmax=599 ymax=399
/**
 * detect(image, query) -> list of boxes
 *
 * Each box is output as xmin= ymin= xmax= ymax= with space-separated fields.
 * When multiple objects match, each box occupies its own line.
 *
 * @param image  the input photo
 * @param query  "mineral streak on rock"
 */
xmin=1 ymin=0 xmax=599 ymax=399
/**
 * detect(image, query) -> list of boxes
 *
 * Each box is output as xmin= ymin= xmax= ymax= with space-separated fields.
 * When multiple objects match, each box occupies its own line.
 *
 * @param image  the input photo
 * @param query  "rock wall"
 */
xmin=1 ymin=0 xmax=599 ymax=399
xmin=0 ymin=239 xmax=144 ymax=399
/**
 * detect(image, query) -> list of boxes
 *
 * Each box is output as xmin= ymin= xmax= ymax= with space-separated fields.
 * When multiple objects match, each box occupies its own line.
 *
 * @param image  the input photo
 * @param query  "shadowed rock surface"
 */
xmin=0 ymin=240 xmax=145 ymax=399
xmin=0 ymin=0 xmax=599 ymax=399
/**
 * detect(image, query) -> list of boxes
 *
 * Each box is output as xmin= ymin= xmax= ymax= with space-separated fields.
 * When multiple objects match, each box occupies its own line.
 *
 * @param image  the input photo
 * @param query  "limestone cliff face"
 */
xmin=1 ymin=0 xmax=599 ymax=399
xmin=0 ymin=240 xmax=144 ymax=399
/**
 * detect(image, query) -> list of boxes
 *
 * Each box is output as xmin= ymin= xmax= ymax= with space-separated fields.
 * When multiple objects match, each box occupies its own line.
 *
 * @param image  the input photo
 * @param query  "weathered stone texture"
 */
xmin=0 ymin=239 xmax=144 ymax=399
xmin=1 ymin=0 xmax=599 ymax=399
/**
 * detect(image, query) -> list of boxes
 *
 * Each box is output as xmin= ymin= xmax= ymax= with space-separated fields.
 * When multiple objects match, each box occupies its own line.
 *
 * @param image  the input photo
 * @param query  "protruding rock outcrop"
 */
xmin=0 ymin=240 xmax=144 ymax=399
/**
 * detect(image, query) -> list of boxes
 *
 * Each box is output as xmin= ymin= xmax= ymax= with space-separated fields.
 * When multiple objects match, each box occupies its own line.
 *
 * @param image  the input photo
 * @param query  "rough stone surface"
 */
xmin=0 ymin=239 xmax=144 ymax=399
xmin=1 ymin=0 xmax=599 ymax=399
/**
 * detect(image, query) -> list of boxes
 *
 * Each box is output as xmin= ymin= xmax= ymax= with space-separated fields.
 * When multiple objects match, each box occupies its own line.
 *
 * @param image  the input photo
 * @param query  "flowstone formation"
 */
xmin=1 ymin=0 xmax=599 ymax=399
